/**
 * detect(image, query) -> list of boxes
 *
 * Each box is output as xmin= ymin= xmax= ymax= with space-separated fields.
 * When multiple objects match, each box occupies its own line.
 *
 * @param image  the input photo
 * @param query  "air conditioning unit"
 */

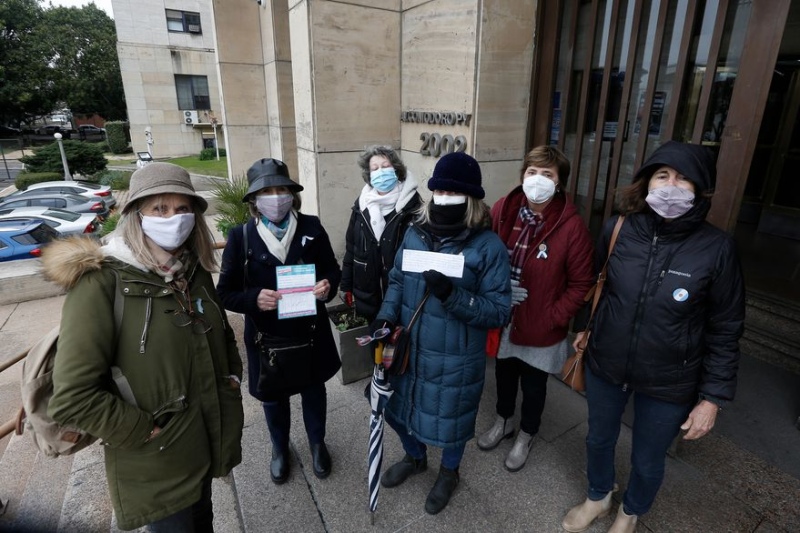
xmin=183 ymin=110 xmax=199 ymax=125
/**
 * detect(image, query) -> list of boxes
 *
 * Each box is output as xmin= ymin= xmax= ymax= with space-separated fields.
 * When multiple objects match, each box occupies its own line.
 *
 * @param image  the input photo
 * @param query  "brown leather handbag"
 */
xmin=561 ymin=216 xmax=625 ymax=391
xmin=382 ymin=291 xmax=430 ymax=376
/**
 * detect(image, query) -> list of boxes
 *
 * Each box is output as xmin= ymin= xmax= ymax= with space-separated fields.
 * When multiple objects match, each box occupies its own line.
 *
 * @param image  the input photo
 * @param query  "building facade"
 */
xmin=113 ymin=0 xmax=225 ymax=159
xmin=114 ymin=0 xmax=800 ymax=371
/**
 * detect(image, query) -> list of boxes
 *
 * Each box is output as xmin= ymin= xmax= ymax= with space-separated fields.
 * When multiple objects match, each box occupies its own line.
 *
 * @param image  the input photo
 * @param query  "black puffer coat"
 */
xmin=587 ymin=142 xmax=745 ymax=405
xmin=341 ymin=182 xmax=421 ymax=320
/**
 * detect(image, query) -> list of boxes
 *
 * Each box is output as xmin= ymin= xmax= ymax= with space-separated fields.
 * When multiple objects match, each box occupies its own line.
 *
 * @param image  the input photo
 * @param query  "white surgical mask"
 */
xmin=432 ymin=194 xmax=467 ymax=206
xmin=522 ymin=174 xmax=557 ymax=204
xmin=141 ymin=213 xmax=195 ymax=251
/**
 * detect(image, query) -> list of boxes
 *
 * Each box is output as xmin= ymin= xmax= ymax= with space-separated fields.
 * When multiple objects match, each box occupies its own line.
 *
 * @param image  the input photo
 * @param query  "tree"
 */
xmin=19 ymin=140 xmax=108 ymax=175
xmin=42 ymin=5 xmax=126 ymax=120
xmin=0 ymin=1 xmax=126 ymax=126
xmin=0 ymin=0 xmax=58 ymax=127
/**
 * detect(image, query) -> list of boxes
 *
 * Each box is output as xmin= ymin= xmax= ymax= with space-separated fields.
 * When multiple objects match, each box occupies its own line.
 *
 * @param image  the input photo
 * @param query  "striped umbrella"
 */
xmin=368 ymin=356 xmax=393 ymax=523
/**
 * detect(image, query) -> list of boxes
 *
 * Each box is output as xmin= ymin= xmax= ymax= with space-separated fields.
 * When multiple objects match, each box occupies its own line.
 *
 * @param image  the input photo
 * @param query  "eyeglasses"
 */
xmin=356 ymin=327 xmax=391 ymax=347
xmin=168 ymin=288 xmax=212 ymax=335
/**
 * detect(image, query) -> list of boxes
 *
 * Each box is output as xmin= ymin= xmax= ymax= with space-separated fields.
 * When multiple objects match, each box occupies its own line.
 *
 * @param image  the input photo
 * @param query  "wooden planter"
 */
xmin=327 ymin=304 xmax=373 ymax=384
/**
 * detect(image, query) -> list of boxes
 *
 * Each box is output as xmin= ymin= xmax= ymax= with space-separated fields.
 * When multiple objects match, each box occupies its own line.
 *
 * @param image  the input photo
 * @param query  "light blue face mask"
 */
xmin=370 ymin=168 xmax=398 ymax=193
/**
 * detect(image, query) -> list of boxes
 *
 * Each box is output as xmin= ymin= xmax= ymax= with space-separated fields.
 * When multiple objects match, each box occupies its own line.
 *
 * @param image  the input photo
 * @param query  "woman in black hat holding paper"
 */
xmin=370 ymin=152 xmax=511 ymax=514
xmin=217 ymin=158 xmax=342 ymax=484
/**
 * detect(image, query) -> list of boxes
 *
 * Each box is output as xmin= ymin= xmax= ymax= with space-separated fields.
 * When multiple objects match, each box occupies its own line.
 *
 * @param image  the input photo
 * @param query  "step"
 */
xmin=0 ymin=432 xmax=40 ymax=527
xmin=0 ymin=259 xmax=63 ymax=305
xmin=58 ymin=443 xmax=114 ymax=532
xmin=744 ymin=289 xmax=800 ymax=373
xmin=11 ymin=447 xmax=74 ymax=531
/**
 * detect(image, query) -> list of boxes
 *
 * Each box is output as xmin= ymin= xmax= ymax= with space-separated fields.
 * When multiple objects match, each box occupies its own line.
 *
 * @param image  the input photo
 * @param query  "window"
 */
xmin=175 ymin=75 xmax=210 ymax=110
xmin=166 ymin=10 xmax=202 ymax=34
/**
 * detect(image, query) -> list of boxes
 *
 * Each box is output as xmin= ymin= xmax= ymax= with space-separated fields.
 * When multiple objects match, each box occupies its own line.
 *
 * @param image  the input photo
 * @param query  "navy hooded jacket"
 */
xmin=586 ymin=141 xmax=745 ymax=405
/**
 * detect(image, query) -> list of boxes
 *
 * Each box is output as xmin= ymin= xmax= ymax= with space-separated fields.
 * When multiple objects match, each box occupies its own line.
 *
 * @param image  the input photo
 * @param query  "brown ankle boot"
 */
xmin=562 ymin=490 xmax=615 ymax=532
xmin=608 ymin=504 xmax=637 ymax=533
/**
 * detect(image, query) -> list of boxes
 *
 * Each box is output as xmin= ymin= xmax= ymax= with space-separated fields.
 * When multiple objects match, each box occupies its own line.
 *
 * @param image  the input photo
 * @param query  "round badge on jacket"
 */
xmin=672 ymin=288 xmax=689 ymax=302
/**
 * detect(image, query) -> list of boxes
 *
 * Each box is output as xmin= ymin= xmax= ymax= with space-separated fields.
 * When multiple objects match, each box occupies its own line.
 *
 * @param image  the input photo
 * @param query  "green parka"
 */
xmin=43 ymin=236 xmax=244 ymax=530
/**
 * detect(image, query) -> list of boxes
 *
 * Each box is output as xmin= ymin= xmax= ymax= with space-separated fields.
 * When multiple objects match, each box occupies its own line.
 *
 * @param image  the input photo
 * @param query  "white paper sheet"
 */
xmin=401 ymin=249 xmax=465 ymax=278
xmin=276 ymin=264 xmax=317 ymax=319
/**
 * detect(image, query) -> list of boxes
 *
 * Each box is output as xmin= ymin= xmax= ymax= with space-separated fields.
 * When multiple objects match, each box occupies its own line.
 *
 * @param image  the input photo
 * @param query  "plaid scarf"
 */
xmin=508 ymin=206 xmax=543 ymax=281
xmin=145 ymin=236 xmax=193 ymax=288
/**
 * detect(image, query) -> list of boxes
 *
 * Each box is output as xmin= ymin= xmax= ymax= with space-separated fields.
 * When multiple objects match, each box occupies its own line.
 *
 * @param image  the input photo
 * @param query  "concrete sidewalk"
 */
xmin=1 ymin=287 xmax=799 ymax=532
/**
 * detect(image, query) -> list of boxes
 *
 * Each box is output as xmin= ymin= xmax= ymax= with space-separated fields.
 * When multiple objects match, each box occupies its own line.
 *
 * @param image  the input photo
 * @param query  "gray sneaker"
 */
xmin=477 ymin=415 xmax=514 ymax=451
xmin=504 ymin=430 xmax=534 ymax=472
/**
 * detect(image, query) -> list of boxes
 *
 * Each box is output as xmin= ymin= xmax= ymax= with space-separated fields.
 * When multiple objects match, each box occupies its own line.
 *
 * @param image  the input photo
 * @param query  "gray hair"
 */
xmin=357 ymin=145 xmax=407 ymax=184
xmin=119 ymin=194 xmax=218 ymax=273
xmin=416 ymin=196 xmax=491 ymax=230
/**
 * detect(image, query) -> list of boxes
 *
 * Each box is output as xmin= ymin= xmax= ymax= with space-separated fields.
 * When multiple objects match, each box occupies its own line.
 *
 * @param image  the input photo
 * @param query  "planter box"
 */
xmin=327 ymin=304 xmax=373 ymax=384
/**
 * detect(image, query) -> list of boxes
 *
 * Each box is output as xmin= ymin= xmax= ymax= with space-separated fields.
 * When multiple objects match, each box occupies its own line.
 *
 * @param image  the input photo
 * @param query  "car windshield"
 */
xmin=75 ymin=181 xmax=102 ymax=189
xmin=42 ymin=209 xmax=81 ymax=221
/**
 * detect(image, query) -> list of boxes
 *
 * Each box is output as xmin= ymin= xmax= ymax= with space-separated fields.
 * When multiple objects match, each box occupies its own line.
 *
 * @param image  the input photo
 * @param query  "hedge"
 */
xmin=14 ymin=172 xmax=64 ymax=190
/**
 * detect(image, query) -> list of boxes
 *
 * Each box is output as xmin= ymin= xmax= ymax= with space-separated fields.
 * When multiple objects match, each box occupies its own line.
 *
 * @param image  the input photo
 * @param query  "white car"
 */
xmin=0 ymin=206 xmax=101 ymax=237
xmin=17 ymin=181 xmax=116 ymax=209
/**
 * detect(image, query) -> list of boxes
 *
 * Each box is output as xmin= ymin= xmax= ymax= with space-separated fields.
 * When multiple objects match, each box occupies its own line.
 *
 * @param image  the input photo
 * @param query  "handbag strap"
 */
xmin=406 ymin=290 xmax=430 ymax=331
xmin=583 ymin=215 xmax=625 ymax=323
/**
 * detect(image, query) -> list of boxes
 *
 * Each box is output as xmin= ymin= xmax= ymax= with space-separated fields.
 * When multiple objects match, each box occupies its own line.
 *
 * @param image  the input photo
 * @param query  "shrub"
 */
xmin=212 ymin=174 xmax=250 ymax=238
xmin=330 ymin=309 xmax=369 ymax=332
xmin=199 ymin=147 xmax=227 ymax=161
xmin=14 ymin=172 xmax=63 ymax=190
xmin=19 ymin=140 xmax=107 ymax=176
xmin=95 ymin=170 xmax=132 ymax=190
xmin=100 ymin=212 xmax=120 ymax=236
xmin=105 ymin=121 xmax=129 ymax=154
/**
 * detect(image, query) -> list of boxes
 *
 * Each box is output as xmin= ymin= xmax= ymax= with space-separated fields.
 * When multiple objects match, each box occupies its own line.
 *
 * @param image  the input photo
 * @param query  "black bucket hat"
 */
xmin=243 ymin=158 xmax=303 ymax=202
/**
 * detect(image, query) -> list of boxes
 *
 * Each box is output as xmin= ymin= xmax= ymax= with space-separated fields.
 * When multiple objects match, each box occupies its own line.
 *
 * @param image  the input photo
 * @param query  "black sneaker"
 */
xmin=380 ymin=454 xmax=427 ymax=488
xmin=425 ymin=465 xmax=459 ymax=515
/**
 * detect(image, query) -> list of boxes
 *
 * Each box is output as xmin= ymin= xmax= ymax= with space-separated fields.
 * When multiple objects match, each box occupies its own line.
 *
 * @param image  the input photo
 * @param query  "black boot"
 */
xmin=380 ymin=454 xmax=427 ymax=488
xmin=310 ymin=442 xmax=332 ymax=479
xmin=425 ymin=465 xmax=459 ymax=515
xmin=270 ymin=446 xmax=290 ymax=484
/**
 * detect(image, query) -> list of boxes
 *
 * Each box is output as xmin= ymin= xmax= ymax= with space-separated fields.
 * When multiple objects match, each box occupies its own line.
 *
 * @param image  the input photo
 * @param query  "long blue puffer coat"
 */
xmin=376 ymin=223 xmax=511 ymax=447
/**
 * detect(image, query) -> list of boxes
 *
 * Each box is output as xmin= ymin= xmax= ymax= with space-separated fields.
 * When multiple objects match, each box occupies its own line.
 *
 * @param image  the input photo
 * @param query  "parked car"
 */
xmin=0 ymin=192 xmax=109 ymax=219
xmin=16 ymin=181 xmax=116 ymax=209
xmin=0 ymin=207 xmax=101 ymax=237
xmin=0 ymin=219 xmax=58 ymax=262
xmin=0 ymin=126 xmax=22 ymax=138
xmin=34 ymin=125 xmax=71 ymax=138
xmin=77 ymin=125 xmax=106 ymax=141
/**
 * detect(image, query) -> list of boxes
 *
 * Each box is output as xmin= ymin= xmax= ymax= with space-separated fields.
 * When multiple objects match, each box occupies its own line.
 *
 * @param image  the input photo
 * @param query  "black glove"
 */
xmin=369 ymin=319 xmax=394 ymax=337
xmin=422 ymin=270 xmax=453 ymax=301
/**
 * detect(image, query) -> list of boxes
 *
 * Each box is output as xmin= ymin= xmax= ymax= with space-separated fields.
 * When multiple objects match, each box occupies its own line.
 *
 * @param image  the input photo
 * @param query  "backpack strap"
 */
xmin=108 ymin=268 xmax=137 ymax=407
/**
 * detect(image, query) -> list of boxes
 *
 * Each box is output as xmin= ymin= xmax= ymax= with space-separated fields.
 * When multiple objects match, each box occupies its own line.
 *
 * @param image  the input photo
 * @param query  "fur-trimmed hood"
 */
xmin=40 ymin=235 xmax=147 ymax=290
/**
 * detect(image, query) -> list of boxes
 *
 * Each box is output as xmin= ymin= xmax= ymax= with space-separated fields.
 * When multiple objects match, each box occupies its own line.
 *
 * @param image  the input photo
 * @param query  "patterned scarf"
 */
xmin=145 ymin=236 xmax=193 ymax=288
xmin=508 ymin=206 xmax=543 ymax=281
xmin=262 ymin=214 xmax=290 ymax=241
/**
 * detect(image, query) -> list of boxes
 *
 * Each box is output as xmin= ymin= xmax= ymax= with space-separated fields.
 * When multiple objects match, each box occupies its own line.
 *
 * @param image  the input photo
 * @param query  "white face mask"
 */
xmin=522 ymin=174 xmax=557 ymax=204
xmin=141 ymin=213 xmax=195 ymax=251
xmin=432 ymin=194 xmax=467 ymax=206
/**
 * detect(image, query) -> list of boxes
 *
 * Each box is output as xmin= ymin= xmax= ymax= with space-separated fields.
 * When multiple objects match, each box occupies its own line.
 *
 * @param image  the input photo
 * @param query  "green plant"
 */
xmin=105 ymin=121 xmax=129 ymax=154
xmin=19 ymin=140 xmax=107 ymax=176
xmin=330 ymin=309 xmax=369 ymax=332
xmin=14 ymin=172 xmax=63 ymax=190
xmin=211 ymin=174 xmax=251 ymax=238
xmin=100 ymin=212 xmax=120 ymax=236
xmin=199 ymin=147 xmax=227 ymax=161
xmin=95 ymin=169 xmax=132 ymax=190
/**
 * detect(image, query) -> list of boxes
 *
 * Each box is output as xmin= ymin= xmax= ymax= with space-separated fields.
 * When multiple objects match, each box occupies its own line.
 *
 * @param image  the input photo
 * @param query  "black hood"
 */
xmin=633 ymin=141 xmax=716 ymax=194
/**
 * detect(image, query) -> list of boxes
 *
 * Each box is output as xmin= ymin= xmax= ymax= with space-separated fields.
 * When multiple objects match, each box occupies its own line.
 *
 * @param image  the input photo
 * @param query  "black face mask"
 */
xmin=429 ymin=203 xmax=468 ymax=226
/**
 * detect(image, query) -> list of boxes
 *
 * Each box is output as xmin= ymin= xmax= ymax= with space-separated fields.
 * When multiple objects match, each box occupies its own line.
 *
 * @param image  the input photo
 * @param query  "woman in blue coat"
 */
xmin=370 ymin=152 xmax=511 ymax=515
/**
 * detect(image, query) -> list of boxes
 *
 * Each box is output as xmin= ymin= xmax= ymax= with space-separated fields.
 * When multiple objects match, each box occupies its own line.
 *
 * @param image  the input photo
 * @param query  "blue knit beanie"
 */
xmin=427 ymin=152 xmax=485 ymax=199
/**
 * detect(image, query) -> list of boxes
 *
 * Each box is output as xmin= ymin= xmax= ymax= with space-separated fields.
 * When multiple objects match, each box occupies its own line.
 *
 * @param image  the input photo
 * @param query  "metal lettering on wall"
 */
xmin=401 ymin=110 xmax=470 ymax=157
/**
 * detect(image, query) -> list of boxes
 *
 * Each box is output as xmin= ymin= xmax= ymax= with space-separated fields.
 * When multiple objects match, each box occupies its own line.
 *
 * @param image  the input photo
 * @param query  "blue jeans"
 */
xmin=385 ymin=411 xmax=466 ymax=470
xmin=263 ymin=382 xmax=327 ymax=451
xmin=585 ymin=365 xmax=692 ymax=516
xmin=147 ymin=476 xmax=213 ymax=532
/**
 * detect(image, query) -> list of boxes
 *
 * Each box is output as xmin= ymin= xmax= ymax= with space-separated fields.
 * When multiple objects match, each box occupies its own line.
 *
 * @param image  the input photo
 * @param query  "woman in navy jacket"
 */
xmin=217 ymin=158 xmax=341 ymax=485
xmin=371 ymin=152 xmax=511 ymax=515
xmin=562 ymin=142 xmax=745 ymax=533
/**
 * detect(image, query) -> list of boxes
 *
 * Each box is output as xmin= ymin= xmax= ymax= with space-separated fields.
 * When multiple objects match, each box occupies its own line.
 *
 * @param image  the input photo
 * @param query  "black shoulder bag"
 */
xmin=243 ymin=223 xmax=316 ymax=395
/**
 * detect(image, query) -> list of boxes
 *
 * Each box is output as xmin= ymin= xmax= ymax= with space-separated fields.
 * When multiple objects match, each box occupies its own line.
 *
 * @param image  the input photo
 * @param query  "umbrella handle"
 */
xmin=374 ymin=343 xmax=383 ymax=365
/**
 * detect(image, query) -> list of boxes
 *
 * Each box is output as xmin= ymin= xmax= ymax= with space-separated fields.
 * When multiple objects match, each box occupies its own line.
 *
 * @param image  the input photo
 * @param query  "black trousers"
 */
xmin=262 ymin=381 xmax=327 ymax=452
xmin=494 ymin=357 xmax=549 ymax=436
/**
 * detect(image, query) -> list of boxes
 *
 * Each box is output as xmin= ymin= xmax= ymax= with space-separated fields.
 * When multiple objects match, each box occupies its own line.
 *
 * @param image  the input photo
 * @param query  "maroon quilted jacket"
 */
xmin=491 ymin=188 xmax=594 ymax=347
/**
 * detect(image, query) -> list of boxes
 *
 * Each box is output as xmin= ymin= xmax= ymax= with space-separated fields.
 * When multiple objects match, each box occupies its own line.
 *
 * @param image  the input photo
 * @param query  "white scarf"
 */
xmin=359 ymin=183 xmax=401 ymax=239
xmin=255 ymin=210 xmax=298 ymax=263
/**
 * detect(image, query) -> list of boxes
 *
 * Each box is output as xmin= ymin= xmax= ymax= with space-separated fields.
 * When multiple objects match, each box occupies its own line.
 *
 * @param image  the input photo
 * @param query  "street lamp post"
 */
xmin=53 ymin=133 xmax=72 ymax=181
xmin=211 ymin=117 xmax=220 ymax=161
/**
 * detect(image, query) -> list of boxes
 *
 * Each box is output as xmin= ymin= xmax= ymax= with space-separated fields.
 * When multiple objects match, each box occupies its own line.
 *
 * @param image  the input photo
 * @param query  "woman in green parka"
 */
xmin=43 ymin=163 xmax=244 ymax=532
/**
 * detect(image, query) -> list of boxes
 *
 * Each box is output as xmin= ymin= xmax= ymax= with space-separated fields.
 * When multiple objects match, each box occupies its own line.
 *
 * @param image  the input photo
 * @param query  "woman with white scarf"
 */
xmin=342 ymin=145 xmax=422 ymax=320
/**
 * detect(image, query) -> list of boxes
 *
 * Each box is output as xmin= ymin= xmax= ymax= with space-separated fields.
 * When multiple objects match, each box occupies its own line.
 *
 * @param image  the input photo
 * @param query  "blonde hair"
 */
xmin=119 ymin=194 xmax=218 ymax=272
xmin=416 ymin=196 xmax=491 ymax=229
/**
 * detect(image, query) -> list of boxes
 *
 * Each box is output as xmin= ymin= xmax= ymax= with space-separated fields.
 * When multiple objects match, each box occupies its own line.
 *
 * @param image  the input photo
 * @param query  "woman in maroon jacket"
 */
xmin=477 ymin=145 xmax=594 ymax=472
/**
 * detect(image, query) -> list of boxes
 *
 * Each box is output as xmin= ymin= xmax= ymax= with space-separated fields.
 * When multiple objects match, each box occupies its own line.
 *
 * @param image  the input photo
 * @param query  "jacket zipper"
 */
xmin=139 ymin=297 xmax=152 ymax=354
xmin=625 ymin=232 xmax=659 ymax=386
xmin=201 ymin=287 xmax=227 ymax=331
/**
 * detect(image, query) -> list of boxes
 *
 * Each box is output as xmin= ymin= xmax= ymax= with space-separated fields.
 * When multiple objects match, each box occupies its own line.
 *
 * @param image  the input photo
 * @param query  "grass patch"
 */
xmin=167 ymin=156 xmax=228 ymax=178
